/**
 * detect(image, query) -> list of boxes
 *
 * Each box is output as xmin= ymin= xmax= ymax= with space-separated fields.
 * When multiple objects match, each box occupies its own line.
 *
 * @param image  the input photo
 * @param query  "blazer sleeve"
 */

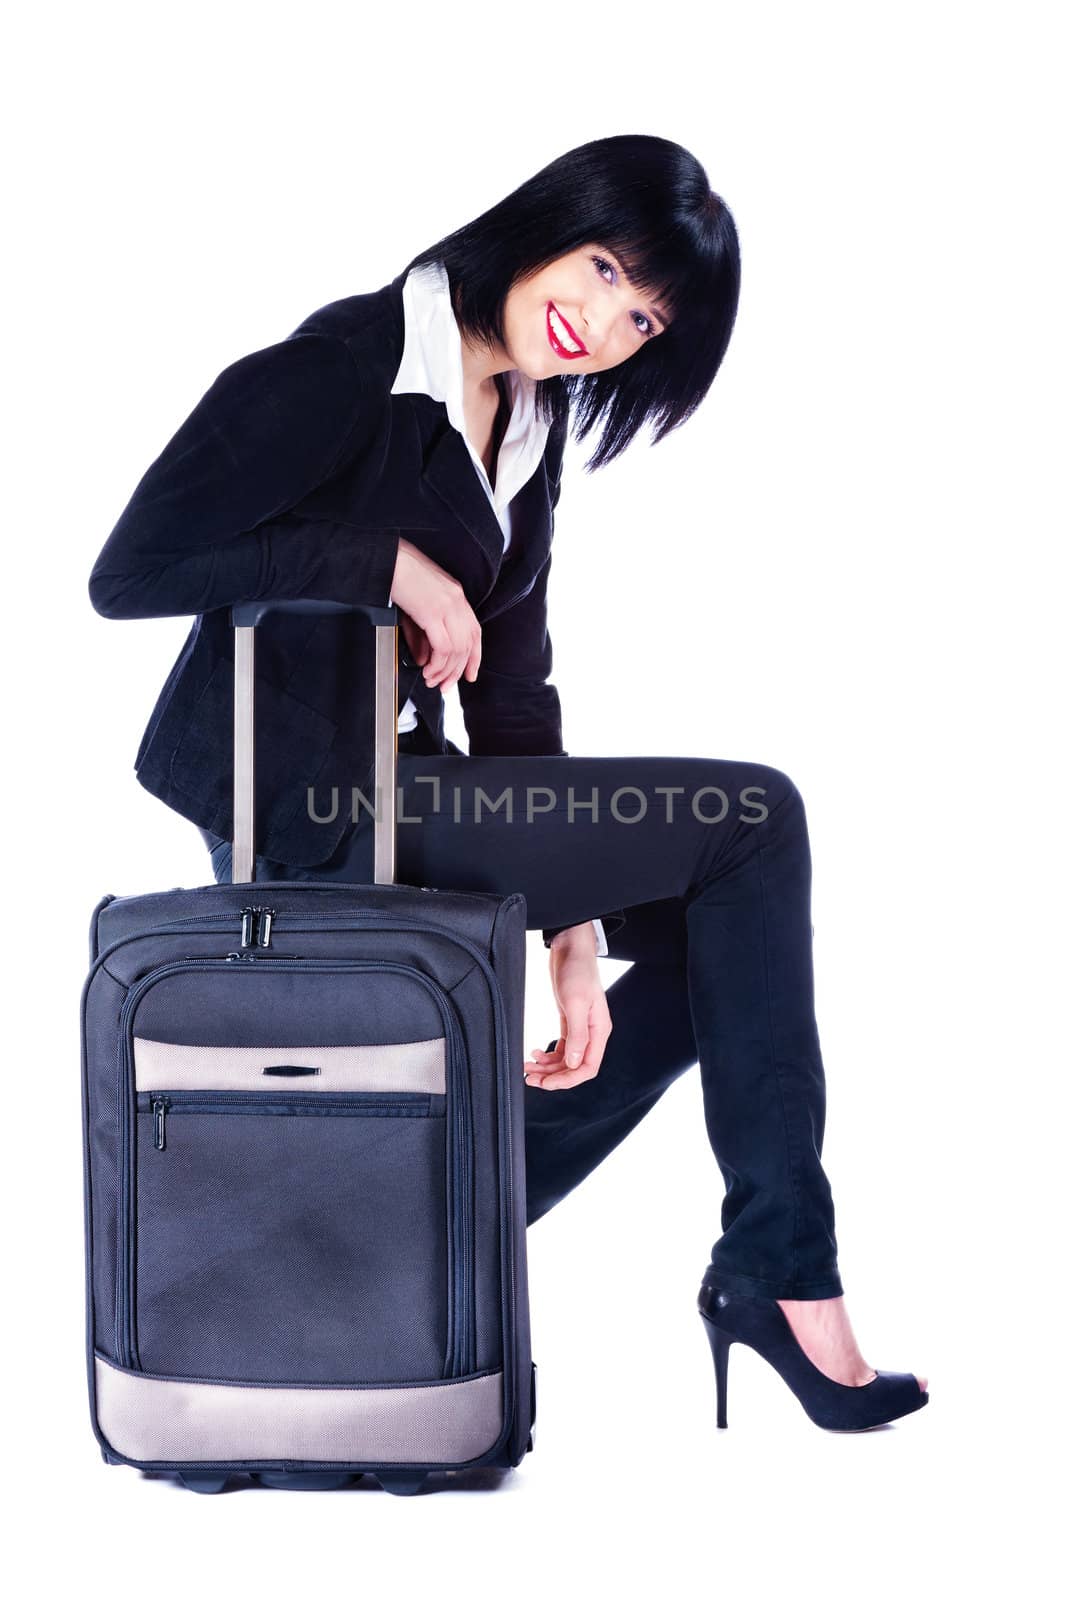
xmin=87 ymin=332 xmax=399 ymax=620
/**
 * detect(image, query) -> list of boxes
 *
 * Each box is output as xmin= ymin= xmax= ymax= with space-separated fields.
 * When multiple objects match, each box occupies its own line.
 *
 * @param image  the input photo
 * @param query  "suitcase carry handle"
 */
xmin=229 ymin=599 xmax=400 ymax=887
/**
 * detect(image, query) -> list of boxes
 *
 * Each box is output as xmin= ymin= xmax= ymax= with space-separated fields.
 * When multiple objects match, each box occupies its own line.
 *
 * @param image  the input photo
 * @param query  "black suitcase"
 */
xmin=80 ymin=597 xmax=537 ymax=1495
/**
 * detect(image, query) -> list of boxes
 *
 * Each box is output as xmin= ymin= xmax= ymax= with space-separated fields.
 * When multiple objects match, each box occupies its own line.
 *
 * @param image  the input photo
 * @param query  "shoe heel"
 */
xmin=700 ymin=1310 xmax=732 ymax=1429
xmin=699 ymin=1285 xmax=929 ymax=1432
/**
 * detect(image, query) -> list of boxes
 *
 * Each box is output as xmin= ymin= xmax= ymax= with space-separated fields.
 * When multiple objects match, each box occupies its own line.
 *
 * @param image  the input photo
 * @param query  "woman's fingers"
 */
xmin=561 ymin=1014 xmax=588 ymax=1069
xmin=421 ymin=631 xmax=464 ymax=692
xmin=523 ymin=1036 xmax=564 ymax=1086
xmin=464 ymin=621 xmax=483 ymax=683
xmin=390 ymin=542 xmax=480 ymax=692
xmin=525 ymin=998 xmax=613 ymax=1090
xmin=419 ymin=615 xmax=458 ymax=687
xmin=420 ymin=606 xmax=480 ymax=692
xmin=543 ymin=1016 xmax=607 ymax=1088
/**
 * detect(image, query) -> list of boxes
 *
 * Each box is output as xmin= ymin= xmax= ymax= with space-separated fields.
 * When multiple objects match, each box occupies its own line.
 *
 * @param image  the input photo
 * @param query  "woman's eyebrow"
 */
xmin=618 ymin=262 xmax=669 ymax=331
xmin=636 ymin=291 xmax=669 ymax=332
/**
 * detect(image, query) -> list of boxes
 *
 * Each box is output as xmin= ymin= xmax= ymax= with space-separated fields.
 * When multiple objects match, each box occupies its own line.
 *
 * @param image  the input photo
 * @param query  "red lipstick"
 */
xmin=546 ymin=301 xmax=587 ymax=358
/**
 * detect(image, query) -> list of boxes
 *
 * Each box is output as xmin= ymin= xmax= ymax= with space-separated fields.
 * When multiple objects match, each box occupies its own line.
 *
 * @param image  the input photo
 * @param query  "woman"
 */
xmin=89 ymin=133 xmax=928 ymax=1430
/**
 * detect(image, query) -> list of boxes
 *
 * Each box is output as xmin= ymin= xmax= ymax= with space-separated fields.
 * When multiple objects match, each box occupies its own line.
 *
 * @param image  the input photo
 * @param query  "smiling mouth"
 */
xmin=546 ymin=302 xmax=587 ymax=358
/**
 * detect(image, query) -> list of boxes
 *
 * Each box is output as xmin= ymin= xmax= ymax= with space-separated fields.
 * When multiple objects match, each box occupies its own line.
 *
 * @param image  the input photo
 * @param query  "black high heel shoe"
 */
xmin=697 ymin=1281 xmax=929 ymax=1431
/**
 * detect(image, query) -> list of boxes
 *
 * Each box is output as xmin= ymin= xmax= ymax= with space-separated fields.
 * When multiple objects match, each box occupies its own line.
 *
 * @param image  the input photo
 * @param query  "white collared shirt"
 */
xmin=390 ymin=261 xmax=551 ymax=736
xmin=390 ymin=258 xmax=552 ymax=556
xmin=388 ymin=261 xmax=607 ymax=958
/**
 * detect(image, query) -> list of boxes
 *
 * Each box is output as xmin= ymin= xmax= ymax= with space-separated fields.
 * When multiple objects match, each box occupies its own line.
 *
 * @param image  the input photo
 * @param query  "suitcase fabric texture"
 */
xmin=80 ymin=598 xmax=537 ymax=1495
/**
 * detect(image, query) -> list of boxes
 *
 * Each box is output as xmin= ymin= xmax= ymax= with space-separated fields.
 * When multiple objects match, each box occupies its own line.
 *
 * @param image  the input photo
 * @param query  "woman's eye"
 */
xmin=592 ymin=254 xmax=655 ymax=339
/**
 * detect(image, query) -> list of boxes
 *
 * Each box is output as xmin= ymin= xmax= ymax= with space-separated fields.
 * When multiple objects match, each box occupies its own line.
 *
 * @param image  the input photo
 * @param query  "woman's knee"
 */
xmin=741 ymin=761 xmax=803 ymax=816
xmin=687 ymin=758 xmax=802 ymax=822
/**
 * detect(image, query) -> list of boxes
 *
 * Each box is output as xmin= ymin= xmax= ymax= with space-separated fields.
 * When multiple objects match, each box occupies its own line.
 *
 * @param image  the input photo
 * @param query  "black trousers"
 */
xmin=200 ymin=730 xmax=844 ymax=1302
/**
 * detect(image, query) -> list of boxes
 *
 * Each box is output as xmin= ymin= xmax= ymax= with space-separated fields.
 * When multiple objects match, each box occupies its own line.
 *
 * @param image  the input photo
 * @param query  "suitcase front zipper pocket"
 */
xmin=115 ymin=957 xmax=474 ymax=1387
xmin=142 ymin=1090 xmax=439 ymax=1151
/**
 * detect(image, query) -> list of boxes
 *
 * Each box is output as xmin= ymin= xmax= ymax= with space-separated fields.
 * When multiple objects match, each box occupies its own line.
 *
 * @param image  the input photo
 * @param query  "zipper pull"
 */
xmin=153 ymin=1097 xmax=169 ymax=1151
xmin=240 ymin=906 xmax=276 ymax=947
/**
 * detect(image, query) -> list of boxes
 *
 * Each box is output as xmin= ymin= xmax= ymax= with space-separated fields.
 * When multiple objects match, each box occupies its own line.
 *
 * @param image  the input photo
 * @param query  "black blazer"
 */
xmin=88 ymin=267 xmax=572 ymax=868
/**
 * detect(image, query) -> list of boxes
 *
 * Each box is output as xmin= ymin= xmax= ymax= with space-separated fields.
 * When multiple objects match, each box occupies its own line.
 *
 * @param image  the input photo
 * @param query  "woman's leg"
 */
xmin=200 ymin=750 xmax=845 ymax=1304
xmin=198 ymin=820 xmax=702 ymax=1224
xmin=523 ymin=897 xmax=699 ymax=1226
xmin=402 ymin=753 xmax=841 ymax=1300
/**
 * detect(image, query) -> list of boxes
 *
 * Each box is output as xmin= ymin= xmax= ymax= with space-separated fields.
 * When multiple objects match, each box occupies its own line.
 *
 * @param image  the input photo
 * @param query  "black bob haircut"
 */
xmin=401 ymin=133 xmax=741 ymax=471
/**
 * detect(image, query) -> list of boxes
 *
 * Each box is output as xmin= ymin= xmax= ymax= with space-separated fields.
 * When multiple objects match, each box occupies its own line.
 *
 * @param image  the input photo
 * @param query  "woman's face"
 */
xmin=501 ymin=244 xmax=668 ymax=379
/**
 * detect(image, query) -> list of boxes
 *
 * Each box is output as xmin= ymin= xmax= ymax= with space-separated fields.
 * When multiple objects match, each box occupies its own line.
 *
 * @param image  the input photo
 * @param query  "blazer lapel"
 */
xmin=381 ymin=268 xmax=553 ymax=616
xmin=477 ymin=461 xmax=553 ymax=622
xmin=419 ymin=421 xmax=505 ymax=579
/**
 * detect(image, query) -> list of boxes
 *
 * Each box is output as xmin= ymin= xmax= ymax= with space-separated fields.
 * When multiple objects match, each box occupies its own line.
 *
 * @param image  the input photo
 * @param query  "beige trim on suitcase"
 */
xmin=132 ymin=1035 xmax=447 ymax=1094
xmin=95 ymin=1355 xmax=504 ymax=1465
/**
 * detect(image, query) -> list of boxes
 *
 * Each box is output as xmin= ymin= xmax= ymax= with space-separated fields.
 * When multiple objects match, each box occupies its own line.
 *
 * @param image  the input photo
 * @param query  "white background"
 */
xmin=4 ymin=1 xmax=1062 ymax=1592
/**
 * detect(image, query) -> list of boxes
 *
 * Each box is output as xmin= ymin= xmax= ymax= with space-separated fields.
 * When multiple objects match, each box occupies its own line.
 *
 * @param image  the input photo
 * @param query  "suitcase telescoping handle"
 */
xmin=228 ymin=598 xmax=399 ymax=887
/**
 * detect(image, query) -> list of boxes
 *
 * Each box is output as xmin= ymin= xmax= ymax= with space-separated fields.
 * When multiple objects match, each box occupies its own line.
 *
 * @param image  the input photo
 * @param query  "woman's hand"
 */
xmin=524 ymin=923 xmax=613 ymax=1090
xmin=390 ymin=538 xmax=482 ymax=695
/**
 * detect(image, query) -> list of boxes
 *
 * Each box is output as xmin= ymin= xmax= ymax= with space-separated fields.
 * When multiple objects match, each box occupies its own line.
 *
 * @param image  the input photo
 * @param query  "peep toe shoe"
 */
xmin=697 ymin=1281 xmax=929 ymax=1431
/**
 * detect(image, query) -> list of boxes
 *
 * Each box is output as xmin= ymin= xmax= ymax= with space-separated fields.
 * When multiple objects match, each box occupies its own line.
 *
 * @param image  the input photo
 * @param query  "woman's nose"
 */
xmin=578 ymin=311 xmax=603 ymax=359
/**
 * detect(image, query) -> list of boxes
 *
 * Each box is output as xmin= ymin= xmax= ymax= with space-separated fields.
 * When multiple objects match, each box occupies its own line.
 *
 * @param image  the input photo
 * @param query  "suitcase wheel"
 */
xmin=376 ymin=1470 xmax=429 ymax=1496
xmin=178 ymin=1472 xmax=231 ymax=1494
xmin=252 ymin=1471 xmax=361 ymax=1491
